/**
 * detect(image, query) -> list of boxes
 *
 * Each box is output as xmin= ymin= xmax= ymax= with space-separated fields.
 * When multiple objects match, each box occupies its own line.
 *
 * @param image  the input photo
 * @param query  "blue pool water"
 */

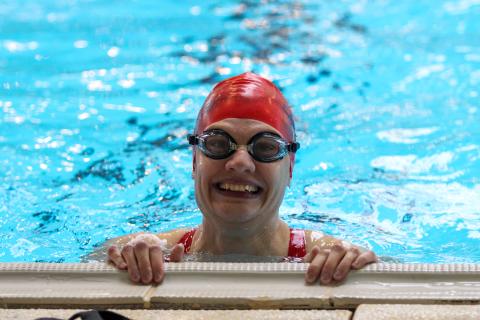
xmin=1 ymin=0 xmax=479 ymax=263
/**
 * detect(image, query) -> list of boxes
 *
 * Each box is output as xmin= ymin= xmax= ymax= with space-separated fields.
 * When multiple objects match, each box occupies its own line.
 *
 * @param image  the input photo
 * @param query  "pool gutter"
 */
xmin=0 ymin=262 xmax=479 ymax=309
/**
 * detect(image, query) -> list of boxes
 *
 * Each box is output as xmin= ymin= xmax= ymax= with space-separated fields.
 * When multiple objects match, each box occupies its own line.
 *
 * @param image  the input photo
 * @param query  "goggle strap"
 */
xmin=187 ymin=134 xmax=198 ymax=145
xmin=287 ymin=142 xmax=300 ymax=153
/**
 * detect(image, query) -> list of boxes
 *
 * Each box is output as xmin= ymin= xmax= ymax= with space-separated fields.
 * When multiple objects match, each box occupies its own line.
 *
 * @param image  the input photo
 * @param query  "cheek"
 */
xmin=259 ymin=160 xmax=290 ymax=190
xmin=275 ymin=165 xmax=291 ymax=195
xmin=195 ymin=153 xmax=225 ymax=186
xmin=195 ymin=152 xmax=210 ymax=179
xmin=271 ymin=160 xmax=290 ymax=180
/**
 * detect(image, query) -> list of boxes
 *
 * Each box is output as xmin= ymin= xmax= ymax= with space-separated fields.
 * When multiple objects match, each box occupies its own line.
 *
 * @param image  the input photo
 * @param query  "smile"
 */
xmin=218 ymin=183 xmax=259 ymax=193
xmin=214 ymin=182 xmax=262 ymax=198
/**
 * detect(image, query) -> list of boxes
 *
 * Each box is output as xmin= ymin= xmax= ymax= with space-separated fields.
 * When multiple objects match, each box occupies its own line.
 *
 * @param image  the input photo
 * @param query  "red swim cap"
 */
xmin=194 ymin=72 xmax=297 ymax=177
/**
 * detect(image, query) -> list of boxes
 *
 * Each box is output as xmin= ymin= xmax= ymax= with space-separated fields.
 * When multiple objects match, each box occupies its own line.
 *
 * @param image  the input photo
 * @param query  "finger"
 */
xmin=134 ymin=241 xmax=153 ymax=284
xmin=150 ymin=245 xmax=165 ymax=284
xmin=303 ymin=245 xmax=320 ymax=263
xmin=108 ymin=246 xmax=127 ymax=269
xmin=333 ymin=248 xmax=360 ymax=281
xmin=321 ymin=245 xmax=347 ymax=284
xmin=305 ymin=249 xmax=328 ymax=284
xmin=121 ymin=245 xmax=141 ymax=283
xmin=352 ymin=251 xmax=377 ymax=269
xmin=170 ymin=244 xmax=185 ymax=262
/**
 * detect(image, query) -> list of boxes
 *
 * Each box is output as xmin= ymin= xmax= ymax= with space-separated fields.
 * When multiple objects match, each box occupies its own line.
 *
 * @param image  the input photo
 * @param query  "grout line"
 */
xmin=142 ymin=285 xmax=157 ymax=309
xmin=325 ymin=286 xmax=335 ymax=308
xmin=350 ymin=307 xmax=355 ymax=320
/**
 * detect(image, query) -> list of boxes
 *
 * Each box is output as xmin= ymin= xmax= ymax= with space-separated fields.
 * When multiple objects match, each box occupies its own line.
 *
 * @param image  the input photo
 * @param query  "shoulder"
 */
xmin=156 ymin=228 xmax=196 ymax=247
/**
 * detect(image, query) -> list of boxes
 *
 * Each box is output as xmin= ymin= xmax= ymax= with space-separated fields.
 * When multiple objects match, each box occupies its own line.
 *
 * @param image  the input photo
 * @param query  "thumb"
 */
xmin=170 ymin=243 xmax=185 ymax=262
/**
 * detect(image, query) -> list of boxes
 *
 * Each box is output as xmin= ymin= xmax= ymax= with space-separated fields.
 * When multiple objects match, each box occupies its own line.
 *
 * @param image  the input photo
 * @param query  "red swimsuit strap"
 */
xmin=178 ymin=227 xmax=306 ymax=257
xmin=288 ymin=228 xmax=307 ymax=258
xmin=177 ymin=228 xmax=197 ymax=253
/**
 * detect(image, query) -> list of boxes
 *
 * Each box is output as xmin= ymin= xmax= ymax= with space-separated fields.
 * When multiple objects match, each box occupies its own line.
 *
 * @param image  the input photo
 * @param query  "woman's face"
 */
xmin=193 ymin=118 xmax=291 ymax=227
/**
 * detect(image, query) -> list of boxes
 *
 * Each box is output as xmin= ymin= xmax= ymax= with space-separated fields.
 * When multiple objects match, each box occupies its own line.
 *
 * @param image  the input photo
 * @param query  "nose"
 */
xmin=224 ymin=146 xmax=255 ymax=173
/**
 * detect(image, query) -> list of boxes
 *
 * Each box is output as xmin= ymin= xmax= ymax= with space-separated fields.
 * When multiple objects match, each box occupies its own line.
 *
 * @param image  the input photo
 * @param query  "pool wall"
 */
xmin=1 ymin=262 xmax=479 ymax=310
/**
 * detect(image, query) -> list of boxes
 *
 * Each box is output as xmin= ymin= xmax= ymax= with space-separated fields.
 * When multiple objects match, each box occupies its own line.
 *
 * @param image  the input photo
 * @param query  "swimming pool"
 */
xmin=0 ymin=0 xmax=479 ymax=264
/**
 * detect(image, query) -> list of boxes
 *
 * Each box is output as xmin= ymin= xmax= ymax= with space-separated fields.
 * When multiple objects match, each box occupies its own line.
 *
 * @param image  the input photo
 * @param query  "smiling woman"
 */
xmin=105 ymin=72 xmax=377 ymax=285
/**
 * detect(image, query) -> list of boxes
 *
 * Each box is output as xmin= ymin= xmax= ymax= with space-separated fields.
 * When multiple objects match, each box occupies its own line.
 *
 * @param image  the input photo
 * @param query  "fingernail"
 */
xmin=305 ymin=274 xmax=314 ymax=283
xmin=132 ymin=273 xmax=139 ymax=282
xmin=141 ymin=274 xmax=149 ymax=283
xmin=119 ymin=262 xmax=127 ymax=269
xmin=321 ymin=274 xmax=331 ymax=283
xmin=333 ymin=271 xmax=342 ymax=280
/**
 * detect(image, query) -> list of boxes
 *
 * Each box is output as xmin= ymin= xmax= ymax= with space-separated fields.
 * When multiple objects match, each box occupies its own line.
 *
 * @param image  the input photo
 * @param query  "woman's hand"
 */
xmin=107 ymin=233 xmax=184 ymax=284
xmin=304 ymin=244 xmax=377 ymax=285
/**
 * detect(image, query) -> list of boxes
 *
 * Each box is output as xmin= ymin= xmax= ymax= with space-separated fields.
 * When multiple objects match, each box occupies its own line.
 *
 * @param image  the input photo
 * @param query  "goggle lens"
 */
xmin=251 ymin=136 xmax=281 ymax=160
xmin=204 ymin=134 xmax=230 ymax=157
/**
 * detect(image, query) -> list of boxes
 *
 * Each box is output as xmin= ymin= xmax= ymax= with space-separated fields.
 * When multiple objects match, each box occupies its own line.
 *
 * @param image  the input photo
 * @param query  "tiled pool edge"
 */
xmin=0 ymin=263 xmax=479 ymax=309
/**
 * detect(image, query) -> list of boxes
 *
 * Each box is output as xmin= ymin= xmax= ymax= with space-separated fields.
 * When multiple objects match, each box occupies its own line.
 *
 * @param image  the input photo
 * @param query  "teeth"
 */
xmin=219 ymin=183 xmax=258 ymax=193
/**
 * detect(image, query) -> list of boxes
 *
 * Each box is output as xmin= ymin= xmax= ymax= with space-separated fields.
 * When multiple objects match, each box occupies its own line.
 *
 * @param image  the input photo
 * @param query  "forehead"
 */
xmin=204 ymin=118 xmax=283 ymax=138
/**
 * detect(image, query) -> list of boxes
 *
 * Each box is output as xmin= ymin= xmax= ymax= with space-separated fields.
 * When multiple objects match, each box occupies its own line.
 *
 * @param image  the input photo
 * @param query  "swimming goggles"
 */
xmin=188 ymin=129 xmax=300 ymax=163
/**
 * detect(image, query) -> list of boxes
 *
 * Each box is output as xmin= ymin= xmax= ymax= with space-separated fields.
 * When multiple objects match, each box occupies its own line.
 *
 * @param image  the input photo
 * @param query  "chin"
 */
xmin=214 ymin=206 xmax=259 ymax=224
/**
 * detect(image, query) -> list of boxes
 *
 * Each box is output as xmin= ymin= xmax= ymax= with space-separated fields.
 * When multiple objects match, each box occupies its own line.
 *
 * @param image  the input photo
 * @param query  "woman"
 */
xmin=107 ymin=72 xmax=377 ymax=285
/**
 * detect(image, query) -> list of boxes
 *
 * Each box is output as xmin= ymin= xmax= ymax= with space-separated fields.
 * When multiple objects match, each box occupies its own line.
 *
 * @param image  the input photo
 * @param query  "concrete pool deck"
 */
xmin=2 ymin=306 xmax=480 ymax=320
xmin=0 ymin=262 xmax=479 ymax=319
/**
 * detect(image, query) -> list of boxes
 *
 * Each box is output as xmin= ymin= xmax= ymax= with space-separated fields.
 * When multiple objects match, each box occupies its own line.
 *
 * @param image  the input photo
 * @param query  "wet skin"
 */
xmin=107 ymin=119 xmax=377 ymax=285
xmin=193 ymin=119 xmax=291 ymax=232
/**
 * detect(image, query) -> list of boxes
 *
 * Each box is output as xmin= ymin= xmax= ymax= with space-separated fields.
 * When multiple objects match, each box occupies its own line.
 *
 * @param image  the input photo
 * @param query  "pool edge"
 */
xmin=0 ymin=262 xmax=479 ymax=309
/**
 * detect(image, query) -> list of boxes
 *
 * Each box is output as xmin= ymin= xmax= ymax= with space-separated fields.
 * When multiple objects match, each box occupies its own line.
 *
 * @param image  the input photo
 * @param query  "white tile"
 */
xmin=0 ymin=309 xmax=352 ymax=320
xmin=331 ymin=272 xmax=480 ymax=308
xmin=353 ymin=304 xmax=480 ymax=320
xmin=0 ymin=267 xmax=147 ymax=307
xmin=150 ymin=272 xmax=330 ymax=308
